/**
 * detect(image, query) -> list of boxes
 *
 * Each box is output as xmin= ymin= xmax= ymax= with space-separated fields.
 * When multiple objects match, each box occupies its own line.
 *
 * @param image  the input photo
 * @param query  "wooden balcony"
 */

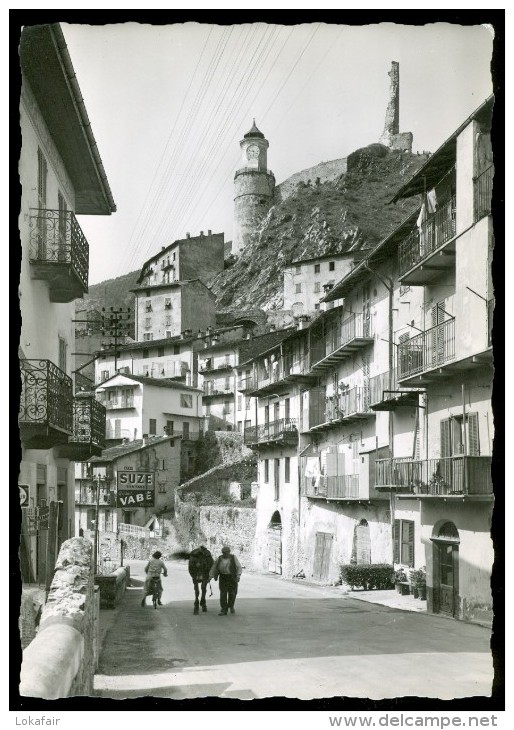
xmin=398 ymin=195 xmax=456 ymax=286
xmin=58 ymin=396 xmax=106 ymax=459
xmin=375 ymin=456 xmax=492 ymax=498
xmin=309 ymin=387 xmax=375 ymax=432
xmin=302 ymin=474 xmax=361 ymax=500
xmin=29 ymin=209 xmax=89 ymax=302
xmin=19 ymin=359 xmax=73 ymax=448
xmin=244 ymin=418 xmax=298 ymax=448
xmin=203 ymin=382 xmax=234 ymax=397
xmin=199 ymin=358 xmax=235 ymax=373
xmin=310 ymin=313 xmax=373 ymax=372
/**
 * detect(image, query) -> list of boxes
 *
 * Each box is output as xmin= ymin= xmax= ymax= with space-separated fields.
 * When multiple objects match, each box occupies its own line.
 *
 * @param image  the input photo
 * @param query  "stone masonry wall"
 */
xmin=198 ymin=505 xmax=257 ymax=567
xmin=20 ymin=538 xmax=99 ymax=699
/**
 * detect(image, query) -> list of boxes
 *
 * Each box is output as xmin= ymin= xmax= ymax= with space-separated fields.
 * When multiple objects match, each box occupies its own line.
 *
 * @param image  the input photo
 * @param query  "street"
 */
xmin=93 ymin=559 xmax=493 ymax=700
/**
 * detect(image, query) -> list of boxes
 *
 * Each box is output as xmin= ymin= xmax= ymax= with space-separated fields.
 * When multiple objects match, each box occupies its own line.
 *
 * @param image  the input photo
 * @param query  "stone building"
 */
xmin=233 ymin=120 xmax=275 ymax=255
xmin=282 ymin=252 xmax=357 ymax=315
xmin=18 ymin=24 xmax=115 ymax=585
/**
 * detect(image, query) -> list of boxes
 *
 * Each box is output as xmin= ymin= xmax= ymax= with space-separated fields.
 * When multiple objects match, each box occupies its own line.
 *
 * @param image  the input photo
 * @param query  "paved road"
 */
xmin=94 ymin=560 xmax=493 ymax=700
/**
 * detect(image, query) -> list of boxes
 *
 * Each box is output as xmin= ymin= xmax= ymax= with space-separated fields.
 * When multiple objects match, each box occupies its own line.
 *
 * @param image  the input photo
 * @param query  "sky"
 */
xmin=59 ymin=20 xmax=494 ymax=286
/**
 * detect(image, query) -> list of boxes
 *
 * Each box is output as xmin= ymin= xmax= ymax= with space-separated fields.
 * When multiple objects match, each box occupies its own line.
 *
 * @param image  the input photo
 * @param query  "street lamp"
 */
xmin=92 ymin=473 xmax=106 ymax=576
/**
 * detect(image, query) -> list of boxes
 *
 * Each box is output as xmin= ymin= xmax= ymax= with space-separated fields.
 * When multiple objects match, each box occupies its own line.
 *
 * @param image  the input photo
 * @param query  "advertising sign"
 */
xmin=25 ymin=505 xmax=50 ymax=535
xmin=19 ymin=484 xmax=29 ymax=507
xmin=116 ymin=471 xmax=155 ymax=508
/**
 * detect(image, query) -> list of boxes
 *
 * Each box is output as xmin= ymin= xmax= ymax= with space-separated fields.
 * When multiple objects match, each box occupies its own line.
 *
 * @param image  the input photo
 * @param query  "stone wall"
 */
xmin=275 ymin=157 xmax=348 ymax=203
xmin=197 ymin=505 xmax=257 ymax=567
xmin=19 ymin=537 xmax=99 ymax=699
xmin=19 ymin=586 xmax=46 ymax=650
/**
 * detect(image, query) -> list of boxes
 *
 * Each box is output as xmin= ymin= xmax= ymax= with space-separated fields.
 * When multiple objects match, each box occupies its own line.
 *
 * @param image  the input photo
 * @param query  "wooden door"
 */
xmin=267 ymin=525 xmax=282 ymax=574
xmin=312 ymin=532 xmax=333 ymax=581
xmin=438 ymin=542 xmax=458 ymax=616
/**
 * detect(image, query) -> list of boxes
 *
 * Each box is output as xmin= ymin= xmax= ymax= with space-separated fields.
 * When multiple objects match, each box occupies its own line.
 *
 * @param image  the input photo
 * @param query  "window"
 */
xmin=225 ymin=376 xmax=231 ymax=391
xmin=314 ymin=264 xmax=320 ymax=274
xmin=237 ymin=395 xmax=242 ymax=411
xmin=285 ymin=457 xmax=290 ymax=483
xmin=36 ymin=464 xmax=47 ymax=507
xmin=223 ymin=400 xmax=231 ymax=415
xmin=145 ymin=300 xmax=152 ymax=312
xmin=284 ymin=397 xmax=290 ymax=420
xmin=57 ymin=190 xmax=67 ymax=253
xmin=441 ymin=413 xmax=480 ymax=457
xmin=180 ymin=393 xmax=193 ymax=408
xmin=158 ymin=347 xmax=164 ymax=357
xmin=205 ymin=404 xmax=211 ymax=416
xmin=394 ymin=519 xmax=414 ymax=566
xmin=264 ymin=459 xmax=269 ymax=483
xmin=295 ymin=265 xmax=301 ymax=274
xmin=183 ymin=422 xmax=190 ymax=439
xmin=165 ymin=317 xmax=172 ymax=326
xmin=58 ymin=336 xmax=67 ymax=372
xmin=295 ymin=283 xmax=302 ymax=294
xmin=314 ymin=282 xmax=321 ymax=293
xmin=165 ymin=298 xmax=172 ymax=309
xmin=142 ymin=349 xmax=149 ymax=358
xmin=144 ymin=317 xmax=151 ymax=329
xmin=143 ymin=333 xmax=153 ymax=341
xmin=166 ymin=420 xmax=174 ymax=435
xmin=174 ymin=345 xmax=180 ymax=355
xmin=149 ymin=419 xmax=157 ymax=435
xmin=244 ymin=419 xmax=251 ymax=431
xmin=101 ymin=370 xmax=109 ymax=382
xmin=166 ymin=331 xmax=172 ymax=338
xmin=329 ymin=261 xmax=335 ymax=271
xmin=274 ymin=458 xmax=280 ymax=501
xmin=237 ymin=421 xmax=242 ymax=432
xmin=314 ymin=303 xmax=320 ymax=310
xmin=37 ymin=148 xmax=48 ymax=208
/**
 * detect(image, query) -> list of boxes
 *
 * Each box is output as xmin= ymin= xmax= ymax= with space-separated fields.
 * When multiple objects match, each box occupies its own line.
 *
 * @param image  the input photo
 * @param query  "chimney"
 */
xmin=186 ymin=232 xmax=190 ymax=239
xmin=208 ymin=229 xmax=212 ymax=236
xmin=200 ymin=231 xmax=204 ymax=237
xmin=180 ymin=332 xmax=185 ymax=340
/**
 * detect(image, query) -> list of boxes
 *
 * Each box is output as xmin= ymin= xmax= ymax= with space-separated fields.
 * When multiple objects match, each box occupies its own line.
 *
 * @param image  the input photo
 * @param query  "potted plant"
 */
xmin=409 ymin=569 xmax=419 ymax=598
xmin=410 ymin=567 xmax=427 ymax=600
xmin=394 ymin=568 xmax=409 ymax=595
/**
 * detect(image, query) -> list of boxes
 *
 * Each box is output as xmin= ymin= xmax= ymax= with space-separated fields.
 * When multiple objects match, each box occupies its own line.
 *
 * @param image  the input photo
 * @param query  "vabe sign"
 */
xmin=116 ymin=471 xmax=155 ymax=508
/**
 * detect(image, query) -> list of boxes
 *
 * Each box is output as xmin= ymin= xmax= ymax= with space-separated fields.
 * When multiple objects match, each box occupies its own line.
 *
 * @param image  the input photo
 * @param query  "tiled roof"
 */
xmin=97 ymin=373 xmax=202 ymax=392
xmin=89 ymin=436 xmax=176 ymax=463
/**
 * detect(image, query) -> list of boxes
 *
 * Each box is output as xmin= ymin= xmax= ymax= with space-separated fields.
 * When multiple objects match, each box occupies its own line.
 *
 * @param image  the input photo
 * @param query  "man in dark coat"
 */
xmin=188 ymin=545 xmax=214 ymax=614
xmin=209 ymin=545 xmax=242 ymax=615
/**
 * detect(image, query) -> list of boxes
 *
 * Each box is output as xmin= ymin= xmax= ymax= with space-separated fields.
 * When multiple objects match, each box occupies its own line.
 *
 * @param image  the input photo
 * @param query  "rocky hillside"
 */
xmin=210 ymin=145 xmax=429 ymax=311
xmin=84 ymin=145 xmax=428 ymax=317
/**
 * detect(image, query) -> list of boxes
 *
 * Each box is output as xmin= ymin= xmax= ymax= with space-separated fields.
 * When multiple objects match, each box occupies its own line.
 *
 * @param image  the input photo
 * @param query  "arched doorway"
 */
xmin=431 ymin=521 xmax=460 ymax=616
xmin=267 ymin=511 xmax=282 ymax=574
xmin=352 ymin=519 xmax=371 ymax=564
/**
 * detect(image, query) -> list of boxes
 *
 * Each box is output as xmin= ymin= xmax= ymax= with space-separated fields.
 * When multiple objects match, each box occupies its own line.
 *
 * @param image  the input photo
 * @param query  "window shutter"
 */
xmin=407 ymin=521 xmax=415 ymax=567
xmin=468 ymin=412 xmax=480 ymax=456
xmin=440 ymin=418 xmax=451 ymax=458
xmin=393 ymin=519 xmax=400 ymax=563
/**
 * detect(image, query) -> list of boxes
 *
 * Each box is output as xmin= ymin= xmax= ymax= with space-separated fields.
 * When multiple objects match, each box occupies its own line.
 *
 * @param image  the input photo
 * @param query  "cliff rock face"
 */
xmin=210 ymin=148 xmax=428 ymax=311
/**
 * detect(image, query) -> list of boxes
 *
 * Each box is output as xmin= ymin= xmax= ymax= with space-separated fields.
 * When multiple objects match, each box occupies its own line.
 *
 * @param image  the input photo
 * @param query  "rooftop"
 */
xmin=136 ymin=232 xmax=224 ymax=282
xmin=89 ymin=436 xmax=177 ymax=463
xmin=132 ymin=279 xmax=215 ymax=295
xmin=96 ymin=373 xmax=202 ymax=392
xmin=243 ymin=119 xmax=265 ymax=139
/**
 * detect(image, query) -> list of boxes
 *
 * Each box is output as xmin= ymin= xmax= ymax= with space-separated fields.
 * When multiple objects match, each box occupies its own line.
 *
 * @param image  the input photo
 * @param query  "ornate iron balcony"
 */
xmin=29 ymin=209 xmax=89 ymax=302
xmin=65 ymin=396 xmax=106 ymax=458
xmin=397 ymin=319 xmax=455 ymax=381
xmin=19 ymin=359 xmax=73 ymax=447
xmin=244 ymin=418 xmax=298 ymax=446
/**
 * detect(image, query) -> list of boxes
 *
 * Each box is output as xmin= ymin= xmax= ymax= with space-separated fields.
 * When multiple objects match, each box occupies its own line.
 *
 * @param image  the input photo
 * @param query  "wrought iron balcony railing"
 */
xmin=19 ymin=359 xmax=73 ymax=446
xmin=375 ymin=456 xmax=492 ymax=496
xmin=310 ymin=312 xmax=373 ymax=368
xmin=200 ymin=358 xmax=235 ymax=372
xmin=398 ymin=195 xmax=456 ymax=277
xmin=474 ymin=165 xmax=493 ymax=222
xmin=70 ymin=396 xmax=106 ymax=452
xmin=244 ymin=418 xmax=298 ymax=445
xmin=29 ymin=209 xmax=89 ymax=301
xmin=397 ymin=318 xmax=455 ymax=380
xmin=75 ymin=488 xmax=115 ymax=506
xmin=203 ymin=382 xmax=234 ymax=396
xmin=302 ymin=474 xmax=360 ymax=499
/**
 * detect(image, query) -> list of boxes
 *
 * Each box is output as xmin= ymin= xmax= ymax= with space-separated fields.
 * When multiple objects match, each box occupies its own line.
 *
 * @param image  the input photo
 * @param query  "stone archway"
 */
xmin=431 ymin=521 xmax=460 ymax=617
xmin=267 ymin=511 xmax=282 ymax=574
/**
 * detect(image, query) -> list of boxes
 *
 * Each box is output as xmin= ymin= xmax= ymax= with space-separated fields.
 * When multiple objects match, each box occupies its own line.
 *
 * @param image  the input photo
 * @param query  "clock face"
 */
xmin=247 ymin=144 xmax=260 ymax=160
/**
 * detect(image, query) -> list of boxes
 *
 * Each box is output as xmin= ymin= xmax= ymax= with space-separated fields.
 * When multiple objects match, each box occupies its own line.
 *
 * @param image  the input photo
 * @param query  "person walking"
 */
xmin=210 ymin=545 xmax=242 ymax=615
xmin=142 ymin=550 xmax=168 ymax=606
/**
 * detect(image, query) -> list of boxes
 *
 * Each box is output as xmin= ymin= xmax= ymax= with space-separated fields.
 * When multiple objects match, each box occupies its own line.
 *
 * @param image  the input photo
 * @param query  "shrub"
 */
xmin=340 ymin=563 xmax=394 ymax=590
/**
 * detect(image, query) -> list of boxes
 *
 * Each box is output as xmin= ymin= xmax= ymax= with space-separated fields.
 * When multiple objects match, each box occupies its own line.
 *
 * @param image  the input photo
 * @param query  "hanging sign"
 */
xmin=116 ymin=471 xmax=155 ymax=507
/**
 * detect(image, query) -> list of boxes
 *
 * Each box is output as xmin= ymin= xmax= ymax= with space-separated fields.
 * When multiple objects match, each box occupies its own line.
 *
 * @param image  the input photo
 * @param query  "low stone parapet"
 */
xmin=19 ymin=537 xmax=98 ymax=699
xmin=95 ymin=566 xmax=130 ymax=609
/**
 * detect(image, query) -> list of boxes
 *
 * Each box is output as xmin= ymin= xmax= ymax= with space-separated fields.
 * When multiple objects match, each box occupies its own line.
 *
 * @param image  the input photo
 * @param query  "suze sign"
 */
xmin=116 ymin=471 xmax=155 ymax=507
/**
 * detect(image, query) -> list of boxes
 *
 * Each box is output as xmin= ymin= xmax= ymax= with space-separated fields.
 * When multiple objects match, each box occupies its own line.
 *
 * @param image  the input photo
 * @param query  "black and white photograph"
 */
xmin=13 ymin=9 xmax=504 ymax=716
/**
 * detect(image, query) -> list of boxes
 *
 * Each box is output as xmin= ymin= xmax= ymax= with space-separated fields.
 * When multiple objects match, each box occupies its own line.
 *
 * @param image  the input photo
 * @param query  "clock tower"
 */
xmin=233 ymin=120 xmax=275 ymax=255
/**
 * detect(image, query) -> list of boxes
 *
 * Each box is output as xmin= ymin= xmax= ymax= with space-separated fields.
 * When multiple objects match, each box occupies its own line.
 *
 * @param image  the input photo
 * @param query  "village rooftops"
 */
xmin=88 ymin=436 xmax=177 ymax=463
xmin=289 ymin=250 xmax=366 ymax=266
xmin=96 ymin=373 xmax=202 ymax=392
xmin=390 ymin=95 xmax=494 ymax=203
xmin=322 ymin=211 xmax=420 ymax=302
xmin=131 ymin=279 xmax=216 ymax=295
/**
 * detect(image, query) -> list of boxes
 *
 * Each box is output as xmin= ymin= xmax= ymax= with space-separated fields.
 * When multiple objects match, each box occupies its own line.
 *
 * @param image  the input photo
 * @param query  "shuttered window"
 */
xmin=394 ymin=519 xmax=414 ymax=566
xmin=37 ymin=148 xmax=47 ymax=207
xmin=285 ymin=457 xmax=290 ymax=483
xmin=468 ymin=412 xmax=480 ymax=455
xmin=264 ymin=459 xmax=269 ymax=483
xmin=58 ymin=336 xmax=67 ymax=373
xmin=440 ymin=418 xmax=452 ymax=457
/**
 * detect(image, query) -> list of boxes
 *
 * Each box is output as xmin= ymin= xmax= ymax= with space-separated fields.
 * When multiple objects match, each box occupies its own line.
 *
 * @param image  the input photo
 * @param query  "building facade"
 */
xmin=283 ymin=252 xmax=356 ymax=315
xmin=18 ymin=24 xmax=115 ymax=584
